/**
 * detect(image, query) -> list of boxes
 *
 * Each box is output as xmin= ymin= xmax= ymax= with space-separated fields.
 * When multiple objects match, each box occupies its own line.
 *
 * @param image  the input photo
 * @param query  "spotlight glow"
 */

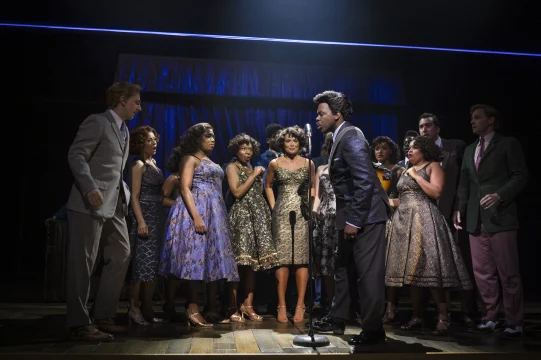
xmin=2 ymin=22 xmax=540 ymax=57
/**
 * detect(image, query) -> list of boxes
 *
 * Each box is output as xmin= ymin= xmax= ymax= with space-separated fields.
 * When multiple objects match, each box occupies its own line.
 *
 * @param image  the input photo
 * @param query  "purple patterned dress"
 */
xmin=159 ymin=158 xmax=239 ymax=282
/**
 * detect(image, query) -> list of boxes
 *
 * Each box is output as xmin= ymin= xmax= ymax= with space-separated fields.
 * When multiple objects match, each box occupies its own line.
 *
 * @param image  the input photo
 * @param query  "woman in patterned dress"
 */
xmin=370 ymin=136 xmax=404 ymax=324
xmin=159 ymin=123 xmax=239 ymax=328
xmin=312 ymin=132 xmax=337 ymax=310
xmin=226 ymin=133 xmax=280 ymax=321
xmin=128 ymin=126 xmax=165 ymax=324
xmin=265 ymin=126 xmax=316 ymax=323
xmin=385 ymin=136 xmax=472 ymax=335
xmin=160 ymin=147 xmax=183 ymax=320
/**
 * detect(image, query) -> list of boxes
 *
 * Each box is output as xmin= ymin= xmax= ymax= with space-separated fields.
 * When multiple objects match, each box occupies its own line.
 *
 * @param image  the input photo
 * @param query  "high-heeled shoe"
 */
xmin=276 ymin=305 xmax=288 ymax=323
xmin=400 ymin=317 xmax=423 ymax=331
xmin=240 ymin=303 xmax=263 ymax=322
xmin=202 ymin=308 xmax=230 ymax=324
xmin=432 ymin=319 xmax=450 ymax=336
xmin=186 ymin=309 xmax=213 ymax=328
xmin=141 ymin=306 xmax=165 ymax=323
xmin=293 ymin=305 xmax=306 ymax=323
xmin=128 ymin=307 xmax=150 ymax=326
xmin=228 ymin=307 xmax=245 ymax=323
xmin=382 ymin=309 xmax=398 ymax=324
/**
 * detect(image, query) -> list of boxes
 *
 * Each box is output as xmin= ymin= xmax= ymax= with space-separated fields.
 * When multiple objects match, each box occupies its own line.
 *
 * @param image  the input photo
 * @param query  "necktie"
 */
xmin=475 ymin=136 xmax=485 ymax=171
xmin=120 ymin=122 xmax=127 ymax=149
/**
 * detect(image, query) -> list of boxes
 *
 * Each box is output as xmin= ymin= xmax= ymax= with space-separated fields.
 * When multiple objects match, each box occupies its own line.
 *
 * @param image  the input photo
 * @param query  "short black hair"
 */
xmin=411 ymin=136 xmax=444 ymax=163
xmin=419 ymin=113 xmax=440 ymax=127
xmin=227 ymin=133 xmax=261 ymax=156
xmin=404 ymin=130 xmax=419 ymax=138
xmin=371 ymin=136 xmax=400 ymax=164
xmin=265 ymin=123 xmax=284 ymax=139
xmin=313 ymin=90 xmax=353 ymax=121
xmin=276 ymin=126 xmax=307 ymax=152
xmin=165 ymin=146 xmax=182 ymax=173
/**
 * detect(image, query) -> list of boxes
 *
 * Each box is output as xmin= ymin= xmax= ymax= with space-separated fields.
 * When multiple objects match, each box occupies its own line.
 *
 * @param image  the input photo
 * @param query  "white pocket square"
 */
xmin=334 ymin=158 xmax=340 ymax=161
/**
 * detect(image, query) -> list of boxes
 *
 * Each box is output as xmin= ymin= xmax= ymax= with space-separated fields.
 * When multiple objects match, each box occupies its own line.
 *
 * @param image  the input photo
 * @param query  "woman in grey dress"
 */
xmin=385 ymin=136 xmax=472 ymax=335
xmin=265 ymin=126 xmax=315 ymax=323
xmin=128 ymin=126 xmax=165 ymax=324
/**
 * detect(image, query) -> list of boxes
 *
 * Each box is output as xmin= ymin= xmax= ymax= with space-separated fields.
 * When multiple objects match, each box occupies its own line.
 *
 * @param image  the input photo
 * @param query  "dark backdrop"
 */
xmin=3 ymin=0 xmax=539 ymax=299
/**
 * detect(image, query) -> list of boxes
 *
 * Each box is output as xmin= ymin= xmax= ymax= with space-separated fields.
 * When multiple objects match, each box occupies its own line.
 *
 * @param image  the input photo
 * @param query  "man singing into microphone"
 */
xmin=312 ymin=91 xmax=390 ymax=345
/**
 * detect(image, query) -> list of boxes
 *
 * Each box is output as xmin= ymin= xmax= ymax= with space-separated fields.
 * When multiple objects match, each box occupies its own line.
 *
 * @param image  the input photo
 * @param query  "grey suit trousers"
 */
xmin=329 ymin=222 xmax=386 ymax=332
xmin=66 ymin=198 xmax=130 ymax=328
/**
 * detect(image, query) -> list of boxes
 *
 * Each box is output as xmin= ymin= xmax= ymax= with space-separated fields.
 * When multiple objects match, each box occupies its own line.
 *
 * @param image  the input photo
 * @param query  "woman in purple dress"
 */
xmin=159 ymin=123 xmax=239 ymax=328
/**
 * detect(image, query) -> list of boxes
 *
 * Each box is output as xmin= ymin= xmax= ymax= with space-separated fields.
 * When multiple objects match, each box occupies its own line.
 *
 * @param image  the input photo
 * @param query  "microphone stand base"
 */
xmin=293 ymin=334 xmax=330 ymax=347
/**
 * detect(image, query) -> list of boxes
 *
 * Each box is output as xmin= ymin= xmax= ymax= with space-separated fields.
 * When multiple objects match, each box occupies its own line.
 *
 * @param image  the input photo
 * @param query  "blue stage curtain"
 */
xmin=115 ymin=54 xmax=404 ymax=171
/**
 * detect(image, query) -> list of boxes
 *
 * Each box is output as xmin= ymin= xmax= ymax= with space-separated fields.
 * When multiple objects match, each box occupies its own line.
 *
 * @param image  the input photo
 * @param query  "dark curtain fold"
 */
xmin=115 ymin=54 xmax=404 ymax=173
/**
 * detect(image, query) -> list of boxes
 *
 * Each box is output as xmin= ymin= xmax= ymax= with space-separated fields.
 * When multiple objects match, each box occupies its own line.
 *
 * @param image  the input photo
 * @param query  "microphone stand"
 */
xmin=293 ymin=128 xmax=330 ymax=347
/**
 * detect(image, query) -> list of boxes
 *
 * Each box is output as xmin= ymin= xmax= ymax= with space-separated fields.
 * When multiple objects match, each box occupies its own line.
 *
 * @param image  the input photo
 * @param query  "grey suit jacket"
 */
xmin=67 ymin=111 xmax=131 ymax=218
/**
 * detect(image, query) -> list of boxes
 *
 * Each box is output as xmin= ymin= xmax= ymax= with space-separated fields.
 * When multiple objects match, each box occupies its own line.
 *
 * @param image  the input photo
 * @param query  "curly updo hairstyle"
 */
xmin=177 ymin=123 xmax=214 ymax=157
xmin=129 ymin=125 xmax=159 ymax=156
xmin=227 ymin=133 xmax=261 ymax=156
xmin=276 ymin=126 xmax=307 ymax=153
xmin=410 ymin=136 xmax=444 ymax=163
xmin=312 ymin=90 xmax=354 ymax=121
xmin=371 ymin=136 xmax=400 ymax=164
xmin=165 ymin=146 xmax=182 ymax=173
xmin=321 ymin=132 xmax=333 ymax=156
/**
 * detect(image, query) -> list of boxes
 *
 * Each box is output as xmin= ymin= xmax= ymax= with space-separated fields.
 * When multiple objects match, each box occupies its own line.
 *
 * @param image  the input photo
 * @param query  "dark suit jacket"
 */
xmin=397 ymin=159 xmax=408 ymax=169
xmin=457 ymin=133 xmax=528 ymax=233
xmin=438 ymin=138 xmax=467 ymax=220
xmin=313 ymin=155 xmax=329 ymax=169
xmin=329 ymin=122 xmax=390 ymax=230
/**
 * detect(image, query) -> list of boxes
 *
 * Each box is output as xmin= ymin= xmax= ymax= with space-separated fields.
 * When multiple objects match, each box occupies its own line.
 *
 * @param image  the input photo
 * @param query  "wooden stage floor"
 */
xmin=0 ymin=302 xmax=539 ymax=359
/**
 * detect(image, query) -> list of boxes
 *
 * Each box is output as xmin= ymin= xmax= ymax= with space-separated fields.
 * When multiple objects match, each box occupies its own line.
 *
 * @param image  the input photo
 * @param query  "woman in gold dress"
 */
xmin=226 ymin=133 xmax=280 ymax=321
xmin=385 ymin=136 xmax=472 ymax=335
xmin=265 ymin=126 xmax=315 ymax=323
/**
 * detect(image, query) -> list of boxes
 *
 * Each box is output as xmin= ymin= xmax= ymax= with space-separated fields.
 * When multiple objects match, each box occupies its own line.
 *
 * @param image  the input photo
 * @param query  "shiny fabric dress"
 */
xmin=272 ymin=165 xmax=309 ymax=265
xmin=228 ymin=164 xmax=280 ymax=271
xmin=313 ymin=172 xmax=338 ymax=276
xmin=375 ymin=164 xmax=403 ymax=236
xmin=385 ymin=164 xmax=472 ymax=289
xmin=159 ymin=158 xmax=239 ymax=282
xmin=129 ymin=162 xmax=165 ymax=282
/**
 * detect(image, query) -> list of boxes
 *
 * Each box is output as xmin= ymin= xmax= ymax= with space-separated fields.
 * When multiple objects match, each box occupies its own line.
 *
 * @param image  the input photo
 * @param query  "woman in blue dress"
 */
xmin=159 ymin=123 xmax=239 ymax=327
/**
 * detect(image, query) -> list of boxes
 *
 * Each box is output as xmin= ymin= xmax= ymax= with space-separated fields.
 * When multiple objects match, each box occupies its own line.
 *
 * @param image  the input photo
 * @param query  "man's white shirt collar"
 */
xmin=332 ymin=122 xmax=346 ymax=142
xmin=109 ymin=109 xmax=123 ymax=129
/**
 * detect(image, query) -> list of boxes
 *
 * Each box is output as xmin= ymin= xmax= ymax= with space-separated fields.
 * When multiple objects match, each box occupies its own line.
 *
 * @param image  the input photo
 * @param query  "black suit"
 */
xmin=397 ymin=158 xmax=408 ymax=169
xmin=328 ymin=122 xmax=390 ymax=332
xmin=439 ymin=138 xmax=467 ymax=220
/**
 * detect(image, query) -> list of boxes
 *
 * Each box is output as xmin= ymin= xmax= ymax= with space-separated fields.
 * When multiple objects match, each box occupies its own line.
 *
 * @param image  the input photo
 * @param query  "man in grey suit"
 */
xmin=312 ymin=91 xmax=390 ymax=346
xmin=66 ymin=82 xmax=142 ymax=341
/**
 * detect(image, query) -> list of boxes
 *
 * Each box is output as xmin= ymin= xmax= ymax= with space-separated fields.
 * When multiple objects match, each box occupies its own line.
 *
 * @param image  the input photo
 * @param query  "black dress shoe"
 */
xmin=348 ymin=330 xmax=386 ymax=345
xmin=312 ymin=317 xmax=346 ymax=335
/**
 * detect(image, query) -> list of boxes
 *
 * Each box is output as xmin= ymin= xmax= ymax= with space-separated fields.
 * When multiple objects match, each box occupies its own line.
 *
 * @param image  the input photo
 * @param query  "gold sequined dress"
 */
xmin=228 ymin=164 xmax=280 ymax=271
xmin=272 ymin=164 xmax=309 ymax=265
xmin=385 ymin=164 xmax=472 ymax=289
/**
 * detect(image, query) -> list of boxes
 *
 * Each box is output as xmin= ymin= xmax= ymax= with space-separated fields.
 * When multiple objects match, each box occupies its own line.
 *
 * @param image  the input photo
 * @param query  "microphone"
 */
xmin=289 ymin=211 xmax=296 ymax=226
xmin=304 ymin=123 xmax=312 ymax=156
xmin=304 ymin=123 xmax=312 ymax=137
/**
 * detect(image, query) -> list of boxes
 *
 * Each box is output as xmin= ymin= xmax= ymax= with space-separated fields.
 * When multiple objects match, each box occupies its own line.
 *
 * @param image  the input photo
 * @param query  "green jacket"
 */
xmin=457 ymin=133 xmax=528 ymax=233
